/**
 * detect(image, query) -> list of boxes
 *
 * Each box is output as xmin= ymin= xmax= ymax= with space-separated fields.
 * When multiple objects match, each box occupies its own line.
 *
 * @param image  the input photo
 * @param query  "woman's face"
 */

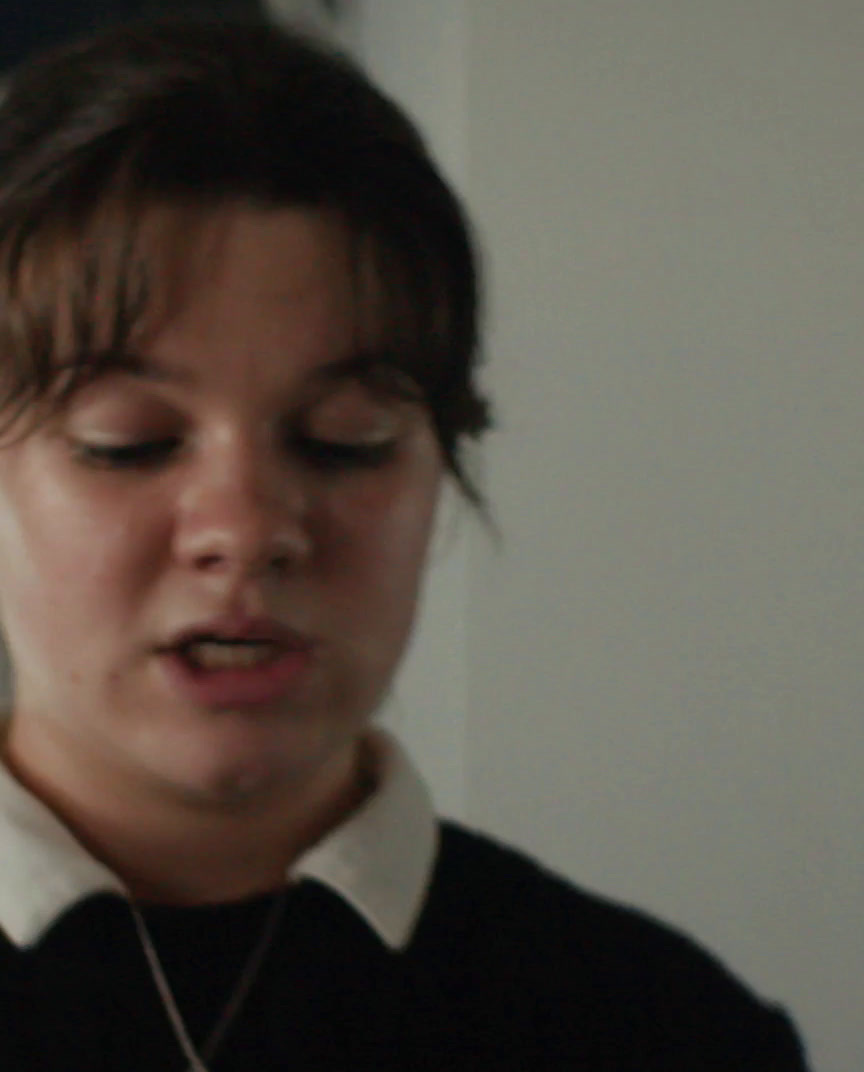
xmin=0 ymin=205 xmax=442 ymax=806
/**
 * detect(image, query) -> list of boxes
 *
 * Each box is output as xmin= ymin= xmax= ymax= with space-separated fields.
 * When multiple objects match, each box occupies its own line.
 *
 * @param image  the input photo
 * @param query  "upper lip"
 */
xmin=159 ymin=615 xmax=315 ymax=652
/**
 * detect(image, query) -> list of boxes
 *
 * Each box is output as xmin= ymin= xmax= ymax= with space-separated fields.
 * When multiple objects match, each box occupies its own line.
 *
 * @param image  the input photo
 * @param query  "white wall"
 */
xmin=458 ymin=4 xmax=863 ymax=1072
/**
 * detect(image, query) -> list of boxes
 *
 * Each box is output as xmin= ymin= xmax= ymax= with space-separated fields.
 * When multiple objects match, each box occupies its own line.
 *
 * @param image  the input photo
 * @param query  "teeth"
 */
xmin=183 ymin=640 xmax=278 ymax=671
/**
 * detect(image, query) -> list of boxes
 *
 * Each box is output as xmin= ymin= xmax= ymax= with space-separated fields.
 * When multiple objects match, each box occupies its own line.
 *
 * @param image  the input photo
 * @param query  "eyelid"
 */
xmin=291 ymin=435 xmax=398 ymax=471
xmin=301 ymin=425 xmax=399 ymax=447
xmin=301 ymin=394 xmax=407 ymax=444
xmin=69 ymin=436 xmax=181 ymax=468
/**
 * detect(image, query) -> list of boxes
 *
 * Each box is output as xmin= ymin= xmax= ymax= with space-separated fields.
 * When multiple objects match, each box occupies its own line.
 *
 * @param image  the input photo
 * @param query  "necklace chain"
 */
xmin=130 ymin=887 xmax=288 ymax=1072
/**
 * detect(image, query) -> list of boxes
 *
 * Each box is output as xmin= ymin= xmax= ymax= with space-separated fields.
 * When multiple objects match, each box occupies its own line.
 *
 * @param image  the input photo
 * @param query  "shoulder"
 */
xmin=411 ymin=821 xmax=809 ymax=1070
xmin=419 ymin=820 xmax=728 ymax=977
xmin=426 ymin=822 xmax=723 ymax=961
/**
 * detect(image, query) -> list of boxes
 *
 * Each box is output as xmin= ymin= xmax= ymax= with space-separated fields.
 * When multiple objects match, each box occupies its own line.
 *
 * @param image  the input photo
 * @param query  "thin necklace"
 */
xmin=130 ymin=887 xmax=288 ymax=1072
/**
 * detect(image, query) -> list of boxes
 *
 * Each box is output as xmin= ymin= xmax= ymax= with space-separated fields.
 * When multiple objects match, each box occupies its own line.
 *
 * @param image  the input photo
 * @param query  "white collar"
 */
xmin=0 ymin=730 xmax=437 ymax=951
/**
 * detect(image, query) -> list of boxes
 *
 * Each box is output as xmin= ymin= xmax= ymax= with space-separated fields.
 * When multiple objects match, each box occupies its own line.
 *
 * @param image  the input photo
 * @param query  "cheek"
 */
xmin=328 ymin=466 xmax=439 ymax=576
xmin=318 ymin=464 xmax=441 ymax=637
xmin=0 ymin=472 xmax=156 ymax=643
xmin=316 ymin=482 xmax=439 ymax=714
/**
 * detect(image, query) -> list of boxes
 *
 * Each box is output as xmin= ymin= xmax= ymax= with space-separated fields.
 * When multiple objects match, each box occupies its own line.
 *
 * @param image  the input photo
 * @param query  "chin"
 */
xmin=154 ymin=748 xmax=289 ymax=809
xmin=144 ymin=710 xmax=358 ymax=808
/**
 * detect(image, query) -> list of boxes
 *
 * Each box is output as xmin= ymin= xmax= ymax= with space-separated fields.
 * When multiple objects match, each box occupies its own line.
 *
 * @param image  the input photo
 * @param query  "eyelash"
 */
xmin=72 ymin=436 xmax=398 ymax=472
xmin=291 ymin=436 xmax=398 ymax=470
xmin=73 ymin=439 xmax=180 ymax=469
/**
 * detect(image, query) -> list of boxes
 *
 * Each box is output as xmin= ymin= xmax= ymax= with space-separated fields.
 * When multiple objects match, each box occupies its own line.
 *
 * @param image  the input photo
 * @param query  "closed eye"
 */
xmin=70 ymin=435 xmax=398 ymax=472
xmin=72 ymin=438 xmax=181 ymax=469
xmin=292 ymin=436 xmax=398 ymax=471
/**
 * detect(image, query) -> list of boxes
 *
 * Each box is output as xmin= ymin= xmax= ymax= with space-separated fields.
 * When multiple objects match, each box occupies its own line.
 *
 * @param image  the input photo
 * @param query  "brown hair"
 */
xmin=0 ymin=17 xmax=491 ymax=502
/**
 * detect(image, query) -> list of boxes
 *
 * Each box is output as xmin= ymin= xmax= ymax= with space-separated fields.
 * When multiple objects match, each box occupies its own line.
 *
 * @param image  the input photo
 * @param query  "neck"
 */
xmin=3 ymin=721 xmax=373 ymax=905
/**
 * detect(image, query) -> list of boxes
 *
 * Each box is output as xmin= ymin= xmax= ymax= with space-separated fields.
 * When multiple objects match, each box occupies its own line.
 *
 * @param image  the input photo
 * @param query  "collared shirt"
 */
xmin=0 ymin=729 xmax=437 ymax=951
xmin=0 ymin=732 xmax=813 ymax=1071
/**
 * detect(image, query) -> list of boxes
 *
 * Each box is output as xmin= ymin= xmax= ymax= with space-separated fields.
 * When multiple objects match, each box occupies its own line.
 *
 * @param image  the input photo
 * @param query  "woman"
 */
xmin=0 ymin=18 xmax=809 ymax=1071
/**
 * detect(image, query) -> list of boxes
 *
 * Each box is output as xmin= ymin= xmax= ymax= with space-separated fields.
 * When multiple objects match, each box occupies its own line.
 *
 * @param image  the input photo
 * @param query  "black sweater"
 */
xmin=1 ymin=822 xmax=809 ymax=1070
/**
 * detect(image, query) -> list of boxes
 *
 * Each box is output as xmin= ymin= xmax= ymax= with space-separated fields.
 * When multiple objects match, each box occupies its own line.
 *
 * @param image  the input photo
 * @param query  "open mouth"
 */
xmin=157 ymin=618 xmax=316 ymax=707
xmin=178 ymin=637 xmax=282 ymax=671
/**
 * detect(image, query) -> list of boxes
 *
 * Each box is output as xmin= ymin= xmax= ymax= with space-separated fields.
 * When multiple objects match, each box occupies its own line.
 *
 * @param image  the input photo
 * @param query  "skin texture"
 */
xmin=0 ymin=205 xmax=443 ymax=901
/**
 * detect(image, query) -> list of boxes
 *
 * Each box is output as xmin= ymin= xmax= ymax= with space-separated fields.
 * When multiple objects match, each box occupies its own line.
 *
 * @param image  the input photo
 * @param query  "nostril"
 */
xmin=188 ymin=539 xmax=309 ymax=576
xmin=193 ymin=551 xmax=226 ymax=571
xmin=175 ymin=482 xmax=314 ymax=573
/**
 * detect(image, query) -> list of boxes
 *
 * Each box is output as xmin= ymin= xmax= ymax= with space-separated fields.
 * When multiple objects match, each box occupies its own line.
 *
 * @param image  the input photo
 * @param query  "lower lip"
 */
xmin=158 ymin=647 xmax=314 ymax=708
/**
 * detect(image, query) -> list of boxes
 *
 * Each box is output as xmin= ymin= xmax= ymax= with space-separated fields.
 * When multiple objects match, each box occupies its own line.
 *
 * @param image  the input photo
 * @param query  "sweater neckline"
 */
xmin=0 ymin=727 xmax=438 ymax=951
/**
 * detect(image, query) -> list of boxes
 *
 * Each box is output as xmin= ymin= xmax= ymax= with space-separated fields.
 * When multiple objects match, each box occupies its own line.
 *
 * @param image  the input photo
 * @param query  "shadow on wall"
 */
xmin=0 ymin=0 xmax=266 ymax=73
xmin=0 ymin=640 xmax=9 ymax=707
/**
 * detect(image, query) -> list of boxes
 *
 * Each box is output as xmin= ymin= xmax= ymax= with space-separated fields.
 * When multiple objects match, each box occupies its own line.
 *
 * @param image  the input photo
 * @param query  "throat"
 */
xmin=4 ymin=710 xmax=376 ymax=906
xmin=95 ymin=740 xmax=375 ymax=905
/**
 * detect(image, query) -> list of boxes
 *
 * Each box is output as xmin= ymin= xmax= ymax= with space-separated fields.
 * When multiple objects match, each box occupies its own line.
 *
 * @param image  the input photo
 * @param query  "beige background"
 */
xmin=346 ymin=4 xmax=864 ymax=1072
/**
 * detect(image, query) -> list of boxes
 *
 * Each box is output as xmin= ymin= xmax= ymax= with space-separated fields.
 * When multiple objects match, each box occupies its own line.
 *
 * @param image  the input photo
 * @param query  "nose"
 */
xmin=173 ymin=443 xmax=313 ymax=578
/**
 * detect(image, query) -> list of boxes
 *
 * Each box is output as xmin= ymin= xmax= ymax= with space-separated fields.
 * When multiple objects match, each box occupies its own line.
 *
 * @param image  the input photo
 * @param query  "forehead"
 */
xmin=144 ymin=205 xmax=362 ymax=369
xmin=4 ymin=193 xmax=444 ymax=425
xmin=169 ymin=204 xmax=351 ymax=286
xmin=43 ymin=202 xmax=423 ymax=408
xmin=142 ymin=202 xmax=362 ymax=329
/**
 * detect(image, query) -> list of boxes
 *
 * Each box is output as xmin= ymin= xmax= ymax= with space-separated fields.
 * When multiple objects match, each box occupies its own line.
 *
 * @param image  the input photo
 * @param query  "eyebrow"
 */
xmin=101 ymin=353 xmax=191 ymax=384
xmin=69 ymin=348 xmax=404 ymax=389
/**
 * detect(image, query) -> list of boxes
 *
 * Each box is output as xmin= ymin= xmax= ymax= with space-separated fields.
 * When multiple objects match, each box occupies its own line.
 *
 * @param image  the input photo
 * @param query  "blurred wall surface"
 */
xmin=358 ymin=4 xmax=864 ymax=1072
